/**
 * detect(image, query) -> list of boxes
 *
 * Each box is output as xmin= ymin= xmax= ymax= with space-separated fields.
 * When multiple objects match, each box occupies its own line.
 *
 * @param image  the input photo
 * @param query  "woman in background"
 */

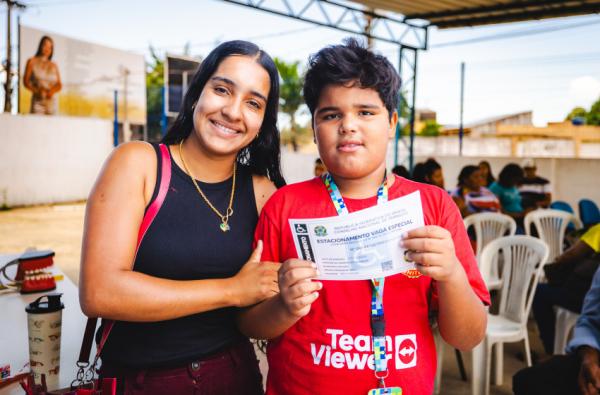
xmin=489 ymin=163 xmax=526 ymax=227
xmin=451 ymin=165 xmax=500 ymax=217
xmin=478 ymin=160 xmax=495 ymax=187
xmin=24 ymin=36 xmax=62 ymax=115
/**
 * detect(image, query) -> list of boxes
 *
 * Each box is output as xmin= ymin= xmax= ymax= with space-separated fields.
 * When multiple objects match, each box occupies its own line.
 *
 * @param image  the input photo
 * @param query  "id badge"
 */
xmin=367 ymin=387 xmax=402 ymax=395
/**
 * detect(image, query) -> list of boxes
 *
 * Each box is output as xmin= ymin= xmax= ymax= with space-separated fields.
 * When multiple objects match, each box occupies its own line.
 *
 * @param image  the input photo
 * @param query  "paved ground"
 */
xmin=0 ymin=202 xmax=548 ymax=394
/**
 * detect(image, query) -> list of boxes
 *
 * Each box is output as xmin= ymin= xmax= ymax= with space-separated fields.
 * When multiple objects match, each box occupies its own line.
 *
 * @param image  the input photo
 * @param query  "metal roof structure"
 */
xmin=357 ymin=0 xmax=600 ymax=28
xmin=222 ymin=0 xmax=600 ymax=168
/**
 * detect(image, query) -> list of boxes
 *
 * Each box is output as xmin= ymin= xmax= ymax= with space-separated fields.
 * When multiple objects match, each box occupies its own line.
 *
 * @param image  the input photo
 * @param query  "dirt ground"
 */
xmin=0 ymin=202 xmax=86 ymax=284
xmin=0 ymin=202 xmax=547 ymax=395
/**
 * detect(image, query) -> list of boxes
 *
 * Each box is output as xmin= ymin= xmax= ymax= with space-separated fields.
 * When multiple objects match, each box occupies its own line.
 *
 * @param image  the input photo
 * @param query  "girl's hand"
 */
xmin=401 ymin=225 xmax=462 ymax=283
xmin=231 ymin=240 xmax=280 ymax=307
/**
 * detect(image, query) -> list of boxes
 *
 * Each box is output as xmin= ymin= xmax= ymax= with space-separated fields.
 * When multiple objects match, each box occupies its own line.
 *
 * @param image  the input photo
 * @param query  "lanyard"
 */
xmin=322 ymin=173 xmax=394 ymax=389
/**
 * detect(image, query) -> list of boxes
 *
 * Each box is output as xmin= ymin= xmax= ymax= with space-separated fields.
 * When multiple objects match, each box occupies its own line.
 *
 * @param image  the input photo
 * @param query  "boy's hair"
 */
xmin=303 ymin=38 xmax=400 ymax=119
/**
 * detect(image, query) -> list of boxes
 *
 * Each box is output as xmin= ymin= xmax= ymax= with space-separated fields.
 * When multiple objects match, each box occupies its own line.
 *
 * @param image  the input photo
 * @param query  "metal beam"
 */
xmin=431 ymin=3 xmax=600 ymax=28
xmin=222 ymin=0 xmax=428 ymax=49
xmin=395 ymin=45 xmax=418 ymax=171
xmin=406 ymin=0 xmax=600 ymax=23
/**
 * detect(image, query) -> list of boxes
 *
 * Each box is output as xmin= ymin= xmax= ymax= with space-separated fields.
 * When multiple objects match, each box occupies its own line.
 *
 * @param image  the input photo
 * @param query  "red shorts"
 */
xmin=99 ymin=340 xmax=263 ymax=395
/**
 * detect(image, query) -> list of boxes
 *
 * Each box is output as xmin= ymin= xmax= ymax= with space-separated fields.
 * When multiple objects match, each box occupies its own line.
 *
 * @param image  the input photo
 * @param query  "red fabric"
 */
xmin=255 ymin=175 xmax=490 ymax=395
xmin=94 ymin=143 xmax=172 ymax=361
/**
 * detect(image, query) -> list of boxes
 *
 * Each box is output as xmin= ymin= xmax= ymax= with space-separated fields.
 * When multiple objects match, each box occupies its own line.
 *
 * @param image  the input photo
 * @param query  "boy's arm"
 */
xmin=238 ymin=259 xmax=321 ymax=339
xmin=435 ymin=261 xmax=487 ymax=350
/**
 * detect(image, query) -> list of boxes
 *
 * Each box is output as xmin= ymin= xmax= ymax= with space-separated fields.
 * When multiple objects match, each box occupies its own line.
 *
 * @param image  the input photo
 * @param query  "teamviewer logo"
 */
xmin=394 ymin=334 xmax=417 ymax=369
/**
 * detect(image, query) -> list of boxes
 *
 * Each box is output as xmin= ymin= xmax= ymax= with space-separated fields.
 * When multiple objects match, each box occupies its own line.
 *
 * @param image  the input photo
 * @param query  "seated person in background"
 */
xmin=392 ymin=164 xmax=409 ymax=178
xmin=451 ymin=165 xmax=501 ymax=217
xmin=422 ymin=158 xmax=445 ymax=189
xmin=314 ymin=158 xmax=327 ymax=177
xmin=532 ymin=223 xmax=600 ymax=355
xmin=489 ymin=163 xmax=526 ymax=226
xmin=479 ymin=160 xmax=496 ymax=188
xmin=411 ymin=161 xmax=426 ymax=182
xmin=513 ymin=265 xmax=600 ymax=395
xmin=519 ymin=158 xmax=552 ymax=210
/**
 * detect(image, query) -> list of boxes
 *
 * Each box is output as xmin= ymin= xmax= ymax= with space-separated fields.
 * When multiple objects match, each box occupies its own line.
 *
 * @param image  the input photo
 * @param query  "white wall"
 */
xmin=0 ymin=114 xmax=113 ymax=207
xmin=280 ymin=147 xmax=600 ymax=218
xmin=1 ymin=116 xmax=597 ymax=212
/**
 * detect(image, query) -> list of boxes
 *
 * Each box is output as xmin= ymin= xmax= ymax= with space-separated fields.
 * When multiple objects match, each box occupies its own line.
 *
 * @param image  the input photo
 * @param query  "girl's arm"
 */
xmin=47 ymin=63 xmax=62 ymax=97
xmin=238 ymin=259 xmax=321 ymax=339
xmin=79 ymin=142 xmax=279 ymax=322
xmin=23 ymin=59 xmax=36 ymax=93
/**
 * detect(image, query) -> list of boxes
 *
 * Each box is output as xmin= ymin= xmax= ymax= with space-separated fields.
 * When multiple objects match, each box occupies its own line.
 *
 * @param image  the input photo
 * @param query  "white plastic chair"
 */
xmin=553 ymin=307 xmax=580 ymax=355
xmin=524 ymin=209 xmax=582 ymax=264
xmin=435 ymin=213 xmax=516 ymax=394
xmin=471 ymin=235 xmax=549 ymax=395
xmin=464 ymin=212 xmax=517 ymax=290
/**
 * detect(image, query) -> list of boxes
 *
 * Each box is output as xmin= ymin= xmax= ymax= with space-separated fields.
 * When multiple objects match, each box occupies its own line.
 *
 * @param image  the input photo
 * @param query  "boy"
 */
xmin=238 ymin=39 xmax=490 ymax=395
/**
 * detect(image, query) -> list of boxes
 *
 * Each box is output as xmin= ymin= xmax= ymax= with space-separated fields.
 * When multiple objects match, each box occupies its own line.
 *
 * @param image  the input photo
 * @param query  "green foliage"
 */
xmin=565 ymin=106 xmax=587 ymax=121
xmin=586 ymin=96 xmax=600 ymax=126
xmin=146 ymin=46 xmax=165 ymax=140
xmin=420 ymin=120 xmax=441 ymax=136
xmin=564 ymin=97 xmax=600 ymax=125
xmin=274 ymin=58 xmax=304 ymax=150
xmin=280 ymin=122 xmax=314 ymax=147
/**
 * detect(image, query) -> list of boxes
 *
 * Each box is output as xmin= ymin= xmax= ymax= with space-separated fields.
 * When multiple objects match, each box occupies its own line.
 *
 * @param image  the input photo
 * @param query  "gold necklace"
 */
xmin=178 ymin=140 xmax=236 ymax=232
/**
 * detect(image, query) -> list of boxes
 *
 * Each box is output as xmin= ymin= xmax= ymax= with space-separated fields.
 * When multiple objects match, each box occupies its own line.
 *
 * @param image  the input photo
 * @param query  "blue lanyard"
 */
xmin=322 ymin=173 xmax=393 ymax=387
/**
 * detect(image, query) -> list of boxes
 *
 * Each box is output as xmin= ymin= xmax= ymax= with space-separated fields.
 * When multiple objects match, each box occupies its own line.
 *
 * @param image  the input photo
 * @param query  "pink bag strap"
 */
xmin=78 ymin=143 xmax=172 ymax=365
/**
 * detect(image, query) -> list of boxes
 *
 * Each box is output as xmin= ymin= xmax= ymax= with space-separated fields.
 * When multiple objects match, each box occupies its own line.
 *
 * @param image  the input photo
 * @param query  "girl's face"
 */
xmin=428 ymin=168 xmax=445 ymax=189
xmin=465 ymin=170 xmax=483 ymax=190
xmin=41 ymin=39 xmax=53 ymax=58
xmin=479 ymin=163 xmax=489 ymax=177
xmin=192 ymin=55 xmax=270 ymax=158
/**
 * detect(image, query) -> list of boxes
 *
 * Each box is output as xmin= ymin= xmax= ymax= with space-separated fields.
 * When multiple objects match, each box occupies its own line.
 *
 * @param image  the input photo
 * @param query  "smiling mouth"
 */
xmin=211 ymin=120 xmax=240 ymax=135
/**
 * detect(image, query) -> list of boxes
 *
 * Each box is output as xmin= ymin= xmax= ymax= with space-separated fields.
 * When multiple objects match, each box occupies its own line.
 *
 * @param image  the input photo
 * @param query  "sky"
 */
xmin=2 ymin=0 xmax=600 ymax=127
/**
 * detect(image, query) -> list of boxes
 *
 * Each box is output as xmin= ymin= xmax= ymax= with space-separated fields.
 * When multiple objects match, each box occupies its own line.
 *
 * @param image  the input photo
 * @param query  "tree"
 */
xmin=274 ymin=58 xmax=303 ymax=151
xmin=146 ymin=46 xmax=164 ymax=140
xmin=586 ymin=96 xmax=600 ymax=126
xmin=565 ymin=106 xmax=587 ymax=121
xmin=420 ymin=120 xmax=441 ymax=136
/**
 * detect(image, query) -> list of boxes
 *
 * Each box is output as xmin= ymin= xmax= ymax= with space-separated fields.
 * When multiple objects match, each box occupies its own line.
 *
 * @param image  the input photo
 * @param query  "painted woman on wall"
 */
xmin=24 ymin=35 xmax=62 ymax=115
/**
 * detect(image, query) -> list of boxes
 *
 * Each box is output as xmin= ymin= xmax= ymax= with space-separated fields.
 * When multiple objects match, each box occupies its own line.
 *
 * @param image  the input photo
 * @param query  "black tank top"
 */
xmin=100 ymin=144 xmax=258 ymax=369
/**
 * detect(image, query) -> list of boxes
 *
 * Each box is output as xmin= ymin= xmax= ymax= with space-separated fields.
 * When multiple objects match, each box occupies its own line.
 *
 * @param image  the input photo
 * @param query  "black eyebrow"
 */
xmin=210 ymin=76 xmax=268 ymax=103
xmin=315 ymin=103 xmax=381 ymax=115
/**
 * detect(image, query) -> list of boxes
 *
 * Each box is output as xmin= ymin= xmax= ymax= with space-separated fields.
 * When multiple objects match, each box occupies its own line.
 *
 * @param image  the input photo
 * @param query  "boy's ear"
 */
xmin=388 ymin=111 xmax=399 ymax=139
xmin=312 ymin=117 xmax=317 ymax=144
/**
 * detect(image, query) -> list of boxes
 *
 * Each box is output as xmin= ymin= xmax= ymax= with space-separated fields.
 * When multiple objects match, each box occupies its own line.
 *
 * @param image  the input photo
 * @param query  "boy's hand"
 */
xmin=278 ymin=259 xmax=322 ymax=318
xmin=401 ymin=225 xmax=462 ymax=283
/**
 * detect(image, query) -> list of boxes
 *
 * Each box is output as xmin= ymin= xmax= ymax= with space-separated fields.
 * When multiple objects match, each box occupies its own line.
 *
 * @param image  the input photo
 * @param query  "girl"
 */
xmin=79 ymin=40 xmax=284 ymax=394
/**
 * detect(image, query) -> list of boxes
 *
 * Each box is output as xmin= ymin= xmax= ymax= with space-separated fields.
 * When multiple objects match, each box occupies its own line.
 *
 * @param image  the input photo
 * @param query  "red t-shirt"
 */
xmin=255 ymin=175 xmax=490 ymax=395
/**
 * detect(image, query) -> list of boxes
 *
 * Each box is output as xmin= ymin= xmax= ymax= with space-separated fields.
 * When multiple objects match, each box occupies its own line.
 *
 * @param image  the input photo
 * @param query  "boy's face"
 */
xmin=312 ymin=83 xmax=397 ymax=181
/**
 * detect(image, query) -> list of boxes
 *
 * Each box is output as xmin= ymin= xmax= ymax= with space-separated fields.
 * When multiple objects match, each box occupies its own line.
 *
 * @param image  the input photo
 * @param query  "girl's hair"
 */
xmin=35 ymin=36 xmax=54 ymax=60
xmin=411 ymin=162 xmax=426 ymax=183
xmin=457 ymin=165 xmax=479 ymax=187
xmin=162 ymin=40 xmax=285 ymax=188
xmin=498 ymin=163 xmax=524 ymax=187
xmin=423 ymin=158 xmax=441 ymax=182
